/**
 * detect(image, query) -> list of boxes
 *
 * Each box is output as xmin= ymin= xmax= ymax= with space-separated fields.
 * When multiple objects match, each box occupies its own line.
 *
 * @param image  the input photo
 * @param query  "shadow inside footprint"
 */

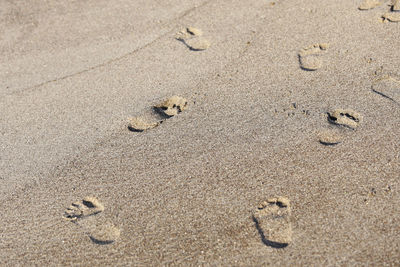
xmin=89 ymin=236 xmax=116 ymax=245
xmin=252 ymin=216 xmax=289 ymax=248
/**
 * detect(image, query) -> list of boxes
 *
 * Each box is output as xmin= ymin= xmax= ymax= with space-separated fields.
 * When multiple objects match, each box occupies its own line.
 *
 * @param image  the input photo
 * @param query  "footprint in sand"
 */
xmin=382 ymin=0 xmax=400 ymax=22
xmin=358 ymin=0 xmax=383 ymax=10
xmin=327 ymin=109 xmax=363 ymax=129
xmin=253 ymin=197 xmax=292 ymax=248
xmin=298 ymin=43 xmax=329 ymax=71
xmin=372 ymin=75 xmax=400 ymax=105
xmin=64 ymin=196 xmax=104 ymax=221
xmin=176 ymin=27 xmax=210 ymax=51
xmin=128 ymin=96 xmax=188 ymax=132
xmin=64 ymin=197 xmax=120 ymax=245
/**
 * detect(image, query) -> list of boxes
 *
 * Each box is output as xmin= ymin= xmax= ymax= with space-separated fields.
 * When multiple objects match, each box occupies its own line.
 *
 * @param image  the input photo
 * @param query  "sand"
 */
xmin=1 ymin=0 xmax=400 ymax=265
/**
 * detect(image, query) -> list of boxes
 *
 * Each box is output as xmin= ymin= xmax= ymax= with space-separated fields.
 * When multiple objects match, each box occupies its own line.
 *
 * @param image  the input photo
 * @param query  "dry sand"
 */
xmin=1 ymin=0 xmax=400 ymax=265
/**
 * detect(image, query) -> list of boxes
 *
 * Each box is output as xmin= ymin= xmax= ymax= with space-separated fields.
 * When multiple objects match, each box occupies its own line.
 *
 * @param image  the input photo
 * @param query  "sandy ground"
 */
xmin=1 ymin=0 xmax=400 ymax=265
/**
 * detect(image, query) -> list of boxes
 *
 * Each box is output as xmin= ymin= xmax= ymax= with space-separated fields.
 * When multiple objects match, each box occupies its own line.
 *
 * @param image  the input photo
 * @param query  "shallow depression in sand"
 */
xmin=298 ymin=43 xmax=329 ymax=71
xmin=253 ymin=197 xmax=292 ymax=248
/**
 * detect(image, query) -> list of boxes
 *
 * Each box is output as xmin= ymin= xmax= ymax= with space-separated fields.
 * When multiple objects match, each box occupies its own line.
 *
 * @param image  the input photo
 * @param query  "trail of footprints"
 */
xmin=62 ymin=13 xmax=397 ymax=250
xmin=64 ymin=197 xmax=120 ymax=245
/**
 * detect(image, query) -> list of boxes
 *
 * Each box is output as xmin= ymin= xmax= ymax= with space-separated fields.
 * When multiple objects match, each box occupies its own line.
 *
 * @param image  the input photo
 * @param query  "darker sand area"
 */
xmin=1 ymin=0 xmax=400 ymax=265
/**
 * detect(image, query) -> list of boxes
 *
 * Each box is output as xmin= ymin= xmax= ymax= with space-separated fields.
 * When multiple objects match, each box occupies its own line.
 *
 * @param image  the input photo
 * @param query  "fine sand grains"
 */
xmin=64 ymin=197 xmax=120 ymax=245
xmin=253 ymin=197 xmax=292 ymax=248
xmin=298 ymin=43 xmax=329 ymax=71
xmin=372 ymin=75 xmax=400 ymax=104
xmin=176 ymin=27 xmax=210 ymax=51
xmin=128 ymin=96 xmax=188 ymax=132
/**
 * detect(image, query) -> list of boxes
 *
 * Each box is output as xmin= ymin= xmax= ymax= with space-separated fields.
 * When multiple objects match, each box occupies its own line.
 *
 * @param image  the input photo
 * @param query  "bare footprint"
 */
xmin=327 ymin=109 xmax=363 ymax=129
xmin=154 ymin=95 xmax=188 ymax=117
xmin=64 ymin=196 xmax=104 ymax=221
xmin=372 ymin=75 xmax=400 ymax=105
xmin=176 ymin=27 xmax=210 ymax=51
xmin=64 ymin=197 xmax=120 ymax=245
xmin=298 ymin=43 xmax=329 ymax=71
xmin=253 ymin=197 xmax=292 ymax=248
xmin=358 ymin=0 xmax=383 ymax=10
xmin=128 ymin=96 xmax=188 ymax=132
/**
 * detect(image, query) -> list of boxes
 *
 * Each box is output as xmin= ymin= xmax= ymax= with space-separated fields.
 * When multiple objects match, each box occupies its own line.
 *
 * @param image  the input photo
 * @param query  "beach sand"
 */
xmin=1 ymin=0 xmax=399 ymax=265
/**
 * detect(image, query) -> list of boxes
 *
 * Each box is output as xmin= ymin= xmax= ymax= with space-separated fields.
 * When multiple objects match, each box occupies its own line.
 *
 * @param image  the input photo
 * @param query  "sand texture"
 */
xmin=1 ymin=0 xmax=400 ymax=265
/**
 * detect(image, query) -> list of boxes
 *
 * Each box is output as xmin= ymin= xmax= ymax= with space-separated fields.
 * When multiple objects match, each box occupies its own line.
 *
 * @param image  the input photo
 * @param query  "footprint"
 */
xmin=358 ymin=0 xmax=383 ymax=10
xmin=317 ymin=130 xmax=343 ymax=146
xmin=298 ymin=43 xmax=329 ymax=71
xmin=253 ymin=197 xmax=292 ymax=248
xmin=176 ymin=27 xmax=210 ymax=51
xmin=128 ymin=96 xmax=188 ymax=132
xmin=154 ymin=95 xmax=188 ymax=117
xmin=64 ymin=196 xmax=104 ymax=221
xmin=327 ymin=109 xmax=362 ymax=129
xmin=64 ymin=197 xmax=120 ymax=245
xmin=372 ymin=76 xmax=400 ymax=104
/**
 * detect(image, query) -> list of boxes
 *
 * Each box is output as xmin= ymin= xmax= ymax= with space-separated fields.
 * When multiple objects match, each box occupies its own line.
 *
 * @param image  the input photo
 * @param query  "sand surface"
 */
xmin=1 ymin=0 xmax=400 ymax=265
